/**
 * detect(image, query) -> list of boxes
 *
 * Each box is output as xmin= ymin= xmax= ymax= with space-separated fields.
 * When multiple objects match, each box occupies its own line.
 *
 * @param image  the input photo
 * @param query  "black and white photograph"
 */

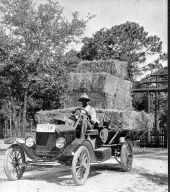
xmin=0 ymin=0 xmax=168 ymax=191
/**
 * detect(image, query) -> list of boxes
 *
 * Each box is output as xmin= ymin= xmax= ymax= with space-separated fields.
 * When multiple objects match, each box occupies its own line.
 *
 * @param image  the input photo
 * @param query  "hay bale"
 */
xmin=133 ymin=110 xmax=154 ymax=131
xmin=69 ymin=72 xmax=106 ymax=93
xmin=64 ymin=91 xmax=108 ymax=109
xmin=36 ymin=108 xmax=76 ymax=124
xmin=76 ymin=60 xmax=128 ymax=79
xmin=35 ymin=110 xmax=68 ymax=124
xmin=69 ymin=72 xmax=131 ymax=93
xmin=64 ymin=91 xmax=132 ymax=110
xmin=98 ymin=109 xmax=154 ymax=131
xmin=36 ymin=108 xmax=154 ymax=131
xmin=67 ymin=73 xmax=132 ymax=110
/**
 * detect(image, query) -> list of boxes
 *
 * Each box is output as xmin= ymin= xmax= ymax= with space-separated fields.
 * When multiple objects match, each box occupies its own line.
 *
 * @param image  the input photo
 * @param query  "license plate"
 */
xmin=36 ymin=124 xmax=56 ymax=132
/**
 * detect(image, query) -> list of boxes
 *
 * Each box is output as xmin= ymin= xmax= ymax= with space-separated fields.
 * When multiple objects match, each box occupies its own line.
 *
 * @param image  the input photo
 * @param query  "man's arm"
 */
xmin=89 ymin=107 xmax=97 ymax=124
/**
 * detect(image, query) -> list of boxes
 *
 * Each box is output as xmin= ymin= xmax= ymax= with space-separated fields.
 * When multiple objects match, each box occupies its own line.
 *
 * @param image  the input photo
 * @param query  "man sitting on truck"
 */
xmin=77 ymin=93 xmax=99 ymax=138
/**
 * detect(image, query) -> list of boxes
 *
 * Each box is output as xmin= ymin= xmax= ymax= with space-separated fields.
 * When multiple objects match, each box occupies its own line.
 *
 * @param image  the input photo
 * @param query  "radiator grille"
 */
xmin=36 ymin=132 xmax=57 ymax=147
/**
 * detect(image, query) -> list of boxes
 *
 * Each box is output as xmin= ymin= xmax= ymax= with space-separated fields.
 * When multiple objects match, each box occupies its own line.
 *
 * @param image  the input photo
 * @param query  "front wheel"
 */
xmin=71 ymin=146 xmax=90 ymax=185
xmin=4 ymin=145 xmax=25 ymax=180
xmin=120 ymin=139 xmax=133 ymax=171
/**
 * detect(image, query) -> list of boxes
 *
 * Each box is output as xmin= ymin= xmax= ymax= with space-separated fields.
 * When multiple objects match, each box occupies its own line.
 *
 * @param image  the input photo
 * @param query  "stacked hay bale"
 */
xmin=76 ymin=60 xmax=128 ymax=79
xmin=65 ymin=72 xmax=132 ymax=110
xmin=36 ymin=59 xmax=154 ymax=131
xmin=64 ymin=60 xmax=131 ymax=110
xmin=36 ymin=108 xmax=154 ymax=131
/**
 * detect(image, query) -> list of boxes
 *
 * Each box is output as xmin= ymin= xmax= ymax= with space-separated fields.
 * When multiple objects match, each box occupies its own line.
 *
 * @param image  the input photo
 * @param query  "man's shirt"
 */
xmin=83 ymin=105 xmax=99 ymax=124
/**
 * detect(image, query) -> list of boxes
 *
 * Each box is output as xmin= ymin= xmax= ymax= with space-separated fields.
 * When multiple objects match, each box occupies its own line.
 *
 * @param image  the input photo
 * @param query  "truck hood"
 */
xmin=55 ymin=125 xmax=75 ymax=133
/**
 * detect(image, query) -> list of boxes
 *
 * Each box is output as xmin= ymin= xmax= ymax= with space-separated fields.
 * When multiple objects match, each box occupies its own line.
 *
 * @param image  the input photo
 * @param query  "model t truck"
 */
xmin=3 ymin=108 xmax=133 ymax=185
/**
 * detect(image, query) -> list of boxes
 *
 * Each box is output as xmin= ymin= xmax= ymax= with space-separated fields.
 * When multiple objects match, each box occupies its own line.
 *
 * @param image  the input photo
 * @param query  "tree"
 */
xmin=63 ymin=49 xmax=81 ymax=72
xmin=79 ymin=21 xmax=166 ymax=80
xmin=0 ymin=0 xmax=89 ymax=136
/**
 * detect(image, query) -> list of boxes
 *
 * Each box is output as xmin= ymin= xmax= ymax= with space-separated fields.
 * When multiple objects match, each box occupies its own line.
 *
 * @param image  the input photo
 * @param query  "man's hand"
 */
xmin=75 ymin=114 xmax=79 ymax=120
xmin=81 ymin=109 xmax=91 ymax=119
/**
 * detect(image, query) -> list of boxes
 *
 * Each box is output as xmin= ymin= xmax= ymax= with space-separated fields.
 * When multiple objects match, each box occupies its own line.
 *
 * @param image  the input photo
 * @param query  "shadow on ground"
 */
xmin=21 ymin=162 xmax=122 ymax=186
xmin=140 ymin=172 xmax=168 ymax=185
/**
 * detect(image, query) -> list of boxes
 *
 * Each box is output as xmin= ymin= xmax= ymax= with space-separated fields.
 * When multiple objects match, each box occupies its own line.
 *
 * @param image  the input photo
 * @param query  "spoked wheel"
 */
xmin=71 ymin=146 xmax=90 ymax=185
xmin=4 ymin=145 xmax=25 ymax=180
xmin=120 ymin=139 xmax=133 ymax=171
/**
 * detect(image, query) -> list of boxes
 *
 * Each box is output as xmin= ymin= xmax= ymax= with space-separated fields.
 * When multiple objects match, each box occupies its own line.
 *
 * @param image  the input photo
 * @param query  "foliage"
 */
xmin=0 ymin=0 xmax=88 ymax=136
xmin=63 ymin=49 xmax=80 ymax=72
xmin=78 ymin=21 xmax=166 ymax=80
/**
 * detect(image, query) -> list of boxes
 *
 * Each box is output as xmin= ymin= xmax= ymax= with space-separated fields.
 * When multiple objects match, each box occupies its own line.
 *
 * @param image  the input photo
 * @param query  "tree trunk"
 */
xmin=4 ymin=119 xmax=7 ymax=138
xmin=22 ymin=90 xmax=28 ymax=137
xmin=18 ymin=107 xmax=22 ymax=136
xmin=12 ymin=107 xmax=18 ymax=137
xmin=9 ymin=101 xmax=12 ymax=137
xmin=10 ymin=97 xmax=19 ymax=137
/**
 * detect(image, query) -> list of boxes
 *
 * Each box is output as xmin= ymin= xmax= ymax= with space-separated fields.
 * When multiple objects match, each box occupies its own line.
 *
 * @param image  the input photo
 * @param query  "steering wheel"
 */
xmin=74 ymin=107 xmax=89 ymax=120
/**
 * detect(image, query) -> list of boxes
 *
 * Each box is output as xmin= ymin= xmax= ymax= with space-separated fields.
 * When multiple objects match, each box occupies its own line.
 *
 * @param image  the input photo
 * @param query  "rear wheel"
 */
xmin=4 ymin=145 xmax=25 ymax=180
xmin=120 ymin=139 xmax=133 ymax=171
xmin=71 ymin=146 xmax=90 ymax=185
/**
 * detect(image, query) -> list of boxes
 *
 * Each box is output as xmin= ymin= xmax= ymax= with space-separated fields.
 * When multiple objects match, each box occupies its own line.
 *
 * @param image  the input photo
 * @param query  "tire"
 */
xmin=4 ymin=145 xmax=25 ymax=180
xmin=120 ymin=139 xmax=133 ymax=171
xmin=71 ymin=146 xmax=90 ymax=185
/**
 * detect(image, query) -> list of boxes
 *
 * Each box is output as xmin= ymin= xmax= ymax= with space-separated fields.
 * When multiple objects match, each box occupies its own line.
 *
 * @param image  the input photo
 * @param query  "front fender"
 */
xmin=62 ymin=138 xmax=97 ymax=163
xmin=62 ymin=138 xmax=84 ymax=156
xmin=4 ymin=137 xmax=18 ymax=144
xmin=6 ymin=143 xmax=41 ymax=160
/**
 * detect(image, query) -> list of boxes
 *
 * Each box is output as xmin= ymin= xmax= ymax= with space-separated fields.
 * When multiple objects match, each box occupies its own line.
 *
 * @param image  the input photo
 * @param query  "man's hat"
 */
xmin=78 ymin=93 xmax=90 ymax=102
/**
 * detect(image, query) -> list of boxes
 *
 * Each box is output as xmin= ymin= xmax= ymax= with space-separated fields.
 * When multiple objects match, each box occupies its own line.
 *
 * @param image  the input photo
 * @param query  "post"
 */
xmin=147 ymin=91 xmax=151 ymax=145
xmin=155 ymin=75 xmax=159 ymax=146
xmin=164 ymin=123 xmax=167 ymax=148
xmin=147 ymin=91 xmax=150 ymax=113
xmin=4 ymin=119 xmax=6 ymax=138
xmin=31 ymin=119 xmax=33 ymax=135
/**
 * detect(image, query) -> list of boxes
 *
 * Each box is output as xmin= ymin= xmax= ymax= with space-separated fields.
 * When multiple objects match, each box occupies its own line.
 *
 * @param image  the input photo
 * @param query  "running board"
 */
xmin=22 ymin=161 xmax=63 ymax=167
xmin=100 ymin=144 xmax=122 ymax=147
xmin=132 ymin=140 xmax=140 ymax=143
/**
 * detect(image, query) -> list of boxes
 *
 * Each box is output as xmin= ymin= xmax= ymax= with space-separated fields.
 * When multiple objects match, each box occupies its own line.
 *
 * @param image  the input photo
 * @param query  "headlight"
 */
xmin=16 ymin=138 xmax=25 ymax=143
xmin=25 ymin=136 xmax=35 ymax=147
xmin=56 ymin=137 xmax=66 ymax=149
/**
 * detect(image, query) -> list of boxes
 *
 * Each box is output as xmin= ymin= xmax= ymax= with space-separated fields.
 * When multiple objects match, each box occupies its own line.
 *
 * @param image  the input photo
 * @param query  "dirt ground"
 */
xmin=0 ymin=146 xmax=168 ymax=192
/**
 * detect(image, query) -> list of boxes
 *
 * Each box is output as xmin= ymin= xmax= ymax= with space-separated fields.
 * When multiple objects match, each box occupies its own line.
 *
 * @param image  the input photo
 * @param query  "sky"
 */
xmin=53 ymin=0 xmax=167 ymax=53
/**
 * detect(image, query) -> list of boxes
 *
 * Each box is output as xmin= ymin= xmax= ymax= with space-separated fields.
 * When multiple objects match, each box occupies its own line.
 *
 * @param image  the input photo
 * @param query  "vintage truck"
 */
xmin=3 ymin=108 xmax=133 ymax=185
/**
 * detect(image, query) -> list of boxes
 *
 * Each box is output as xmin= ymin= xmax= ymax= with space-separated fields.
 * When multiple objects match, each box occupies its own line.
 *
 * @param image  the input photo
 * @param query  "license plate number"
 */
xmin=36 ymin=124 xmax=56 ymax=132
